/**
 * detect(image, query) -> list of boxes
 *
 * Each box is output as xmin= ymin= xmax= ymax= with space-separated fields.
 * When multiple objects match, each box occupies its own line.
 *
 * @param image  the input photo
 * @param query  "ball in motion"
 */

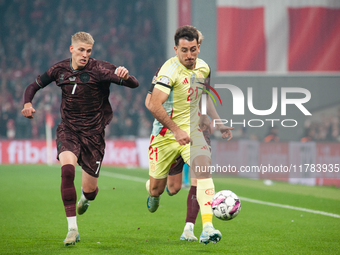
xmin=211 ymin=190 xmax=241 ymax=220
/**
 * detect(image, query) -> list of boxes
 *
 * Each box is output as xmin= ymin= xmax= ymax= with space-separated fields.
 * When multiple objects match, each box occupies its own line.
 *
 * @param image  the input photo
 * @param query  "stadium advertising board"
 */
xmin=0 ymin=140 xmax=139 ymax=167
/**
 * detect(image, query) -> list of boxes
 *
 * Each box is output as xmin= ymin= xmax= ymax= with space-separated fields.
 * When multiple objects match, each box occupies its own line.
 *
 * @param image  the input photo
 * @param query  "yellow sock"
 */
xmin=196 ymin=178 xmax=214 ymax=225
xmin=202 ymin=214 xmax=213 ymax=225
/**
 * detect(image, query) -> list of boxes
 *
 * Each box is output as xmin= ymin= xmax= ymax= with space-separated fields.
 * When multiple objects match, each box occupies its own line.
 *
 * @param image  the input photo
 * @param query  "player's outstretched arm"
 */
xmin=22 ymin=81 xmax=42 ymax=119
xmin=148 ymin=88 xmax=190 ymax=145
xmin=206 ymin=96 xmax=234 ymax=141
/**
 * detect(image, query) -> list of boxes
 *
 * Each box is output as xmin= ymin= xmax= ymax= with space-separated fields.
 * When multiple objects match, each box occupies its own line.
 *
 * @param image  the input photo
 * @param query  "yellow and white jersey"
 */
xmin=151 ymin=56 xmax=210 ymax=136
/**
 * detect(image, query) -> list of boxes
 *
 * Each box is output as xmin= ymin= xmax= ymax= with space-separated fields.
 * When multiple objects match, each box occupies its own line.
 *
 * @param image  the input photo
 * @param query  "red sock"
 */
xmin=84 ymin=187 xmax=99 ymax=200
xmin=60 ymin=164 xmax=77 ymax=217
xmin=185 ymin=186 xmax=200 ymax=224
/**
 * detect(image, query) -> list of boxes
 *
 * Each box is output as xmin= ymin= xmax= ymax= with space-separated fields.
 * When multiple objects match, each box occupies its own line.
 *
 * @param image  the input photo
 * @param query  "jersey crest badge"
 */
xmin=80 ymin=72 xmax=90 ymax=83
xmin=190 ymin=74 xmax=196 ymax=85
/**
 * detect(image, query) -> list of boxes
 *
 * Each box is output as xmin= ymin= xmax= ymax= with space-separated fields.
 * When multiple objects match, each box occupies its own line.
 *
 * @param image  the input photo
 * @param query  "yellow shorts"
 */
xmin=148 ymin=127 xmax=211 ymax=179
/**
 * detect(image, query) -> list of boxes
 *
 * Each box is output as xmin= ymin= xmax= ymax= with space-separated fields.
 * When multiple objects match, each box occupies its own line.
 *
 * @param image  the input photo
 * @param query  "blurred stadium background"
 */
xmin=0 ymin=0 xmax=339 ymax=186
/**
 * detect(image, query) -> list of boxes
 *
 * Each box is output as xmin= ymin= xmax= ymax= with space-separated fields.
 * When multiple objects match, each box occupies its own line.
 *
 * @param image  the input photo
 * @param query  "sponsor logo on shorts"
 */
xmin=150 ymin=162 xmax=155 ymax=172
xmin=205 ymin=188 xmax=214 ymax=195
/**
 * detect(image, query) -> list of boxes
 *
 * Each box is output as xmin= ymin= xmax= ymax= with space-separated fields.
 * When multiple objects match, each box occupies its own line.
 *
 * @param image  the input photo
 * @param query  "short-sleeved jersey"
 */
xmin=35 ymin=58 xmax=138 ymax=135
xmin=151 ymin=56 xmax=210 ymax=136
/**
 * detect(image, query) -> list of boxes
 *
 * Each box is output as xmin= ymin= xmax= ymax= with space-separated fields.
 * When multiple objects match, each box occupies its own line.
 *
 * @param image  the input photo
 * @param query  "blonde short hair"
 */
xmin=197 ymin=30 xmax=204 ymax=45
xmin=71 ymin=32 xmax=95 ymax=45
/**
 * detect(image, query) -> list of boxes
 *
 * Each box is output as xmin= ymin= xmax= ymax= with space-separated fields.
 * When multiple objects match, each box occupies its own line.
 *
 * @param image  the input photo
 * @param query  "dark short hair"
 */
xmin=174 ymin=25 xmax=199 ymax=46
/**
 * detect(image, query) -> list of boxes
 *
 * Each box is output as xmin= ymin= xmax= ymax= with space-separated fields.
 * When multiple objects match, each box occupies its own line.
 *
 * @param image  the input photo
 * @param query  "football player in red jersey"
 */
xmin=22 ymin=32 xmax=139 ymax=245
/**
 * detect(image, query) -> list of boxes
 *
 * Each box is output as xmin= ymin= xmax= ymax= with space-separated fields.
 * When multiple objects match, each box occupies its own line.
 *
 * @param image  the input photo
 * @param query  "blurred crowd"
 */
xmin=0 ymin=0 xmax=162 ymax=139
xmin=300 ymin=112 xmax=340 ymax=142
xmin=1 ymin=0 xmax=339 ymax=143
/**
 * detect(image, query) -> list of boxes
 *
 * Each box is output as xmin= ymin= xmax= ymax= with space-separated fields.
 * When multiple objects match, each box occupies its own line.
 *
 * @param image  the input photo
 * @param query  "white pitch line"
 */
xmin=100 ymin=171 xmax=147 ymax=183
xmin=239 ymin=197 xmax=340 ymax=219
xmin=99 ymin=170 xmax=340 ymax=219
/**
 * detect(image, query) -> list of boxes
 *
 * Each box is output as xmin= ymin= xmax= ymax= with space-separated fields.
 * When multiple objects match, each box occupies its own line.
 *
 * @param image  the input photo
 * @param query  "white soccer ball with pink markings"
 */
xmin=211 ymin=190 xmax=241 ymax=221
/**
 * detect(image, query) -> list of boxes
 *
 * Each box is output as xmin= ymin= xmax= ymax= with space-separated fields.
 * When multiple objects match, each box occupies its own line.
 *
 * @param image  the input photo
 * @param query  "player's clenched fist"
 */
xmin=115 ymin=66 xmax=129 ymax=80
xmin=22 ymin=103 xmax=36 ymax=119
xmin=173 ymin=128 xmax=191 ymax=145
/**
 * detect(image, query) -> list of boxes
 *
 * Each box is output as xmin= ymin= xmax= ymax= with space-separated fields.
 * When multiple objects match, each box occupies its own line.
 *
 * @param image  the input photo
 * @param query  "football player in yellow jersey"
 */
xmin=146 ymin=30 xmax=225 ymax=242
xmin=146 ymin=25 xmax=233 ymax=245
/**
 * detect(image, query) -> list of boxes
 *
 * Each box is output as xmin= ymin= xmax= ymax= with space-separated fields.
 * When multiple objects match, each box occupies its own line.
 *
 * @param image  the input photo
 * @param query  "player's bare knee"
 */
xmin=82 ymin=182 xmax=98 ymax=193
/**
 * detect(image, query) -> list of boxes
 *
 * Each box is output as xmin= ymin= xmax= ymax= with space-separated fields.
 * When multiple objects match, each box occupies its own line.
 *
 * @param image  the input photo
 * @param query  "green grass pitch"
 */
xmin=0 ymin=164 xmax=339 ymax=254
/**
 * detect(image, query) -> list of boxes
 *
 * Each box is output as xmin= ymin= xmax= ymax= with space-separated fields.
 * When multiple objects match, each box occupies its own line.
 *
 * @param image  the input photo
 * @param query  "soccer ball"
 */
xmin=211 ymin=190 xmax=241 ymax=220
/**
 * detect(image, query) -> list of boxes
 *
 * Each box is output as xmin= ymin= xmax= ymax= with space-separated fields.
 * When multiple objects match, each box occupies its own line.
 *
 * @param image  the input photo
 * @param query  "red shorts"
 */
xmin=56 ymin=122 xmax=105 ymax=178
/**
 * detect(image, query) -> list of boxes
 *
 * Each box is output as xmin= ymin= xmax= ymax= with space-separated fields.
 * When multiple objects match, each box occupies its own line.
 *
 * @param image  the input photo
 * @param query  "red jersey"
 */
xmin=25 ymin=58 xmax=139 ymax=135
